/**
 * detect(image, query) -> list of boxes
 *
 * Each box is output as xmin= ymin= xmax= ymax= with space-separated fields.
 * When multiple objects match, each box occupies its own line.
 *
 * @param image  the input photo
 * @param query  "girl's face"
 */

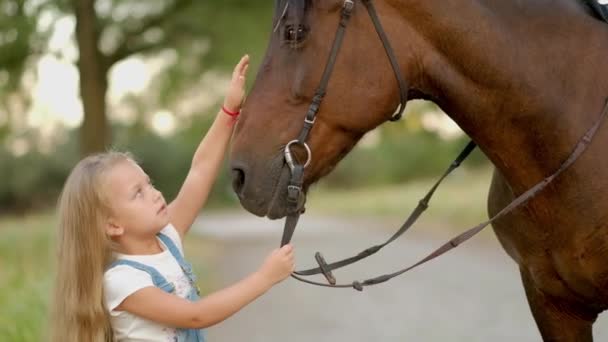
xmin=103 ymin=159 xmax=169 ymax=238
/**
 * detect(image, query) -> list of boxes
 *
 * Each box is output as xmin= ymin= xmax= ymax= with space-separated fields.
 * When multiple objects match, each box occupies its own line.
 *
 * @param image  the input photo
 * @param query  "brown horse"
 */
xmin=229 ymin=0 xmax=608 ymax=340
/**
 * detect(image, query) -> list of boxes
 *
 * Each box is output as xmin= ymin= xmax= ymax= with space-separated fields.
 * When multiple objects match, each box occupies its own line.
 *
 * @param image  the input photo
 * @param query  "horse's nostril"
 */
xmin=231 ymin=167 xmax=246 ymax=196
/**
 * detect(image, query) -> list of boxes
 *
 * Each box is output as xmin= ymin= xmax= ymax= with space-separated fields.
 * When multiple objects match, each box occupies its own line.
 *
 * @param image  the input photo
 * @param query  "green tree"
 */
xmin=0 ymin=0 xmax=54 ymax=140
xmin=71 ymin=0 xmax=195 ymax=155
xmin=71 ymin=0 xmax=276 ymax=156
xmin=5 ymin=0 xmax=274 ymax=156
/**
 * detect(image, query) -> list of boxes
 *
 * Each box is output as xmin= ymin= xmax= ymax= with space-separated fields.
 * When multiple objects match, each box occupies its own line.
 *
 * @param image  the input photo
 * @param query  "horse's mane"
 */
xmin=273 ymin=0 xmax=602 ymax=26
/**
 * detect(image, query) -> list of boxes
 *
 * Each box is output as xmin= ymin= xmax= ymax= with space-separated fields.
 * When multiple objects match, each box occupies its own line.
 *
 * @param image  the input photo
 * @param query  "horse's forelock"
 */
xmin=274 ymin=0 xmax=311 ymax=28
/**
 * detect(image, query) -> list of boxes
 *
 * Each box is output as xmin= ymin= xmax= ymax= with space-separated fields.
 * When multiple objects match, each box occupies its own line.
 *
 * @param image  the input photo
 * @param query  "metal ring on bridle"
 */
xmin=284 ymin=140 xmax=312 ymax=171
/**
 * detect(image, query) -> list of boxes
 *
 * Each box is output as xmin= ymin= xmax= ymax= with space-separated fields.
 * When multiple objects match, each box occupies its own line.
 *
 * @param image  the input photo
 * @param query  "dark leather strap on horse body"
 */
xmin=362 ymin=0 xmax=408 ymax=121
xmin=296 ymin=3 xmax=352 ymax=145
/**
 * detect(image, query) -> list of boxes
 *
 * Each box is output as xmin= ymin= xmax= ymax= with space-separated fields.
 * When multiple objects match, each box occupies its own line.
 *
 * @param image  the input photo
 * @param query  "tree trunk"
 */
xmin=73 ymin=0 xmax=109 ymax=157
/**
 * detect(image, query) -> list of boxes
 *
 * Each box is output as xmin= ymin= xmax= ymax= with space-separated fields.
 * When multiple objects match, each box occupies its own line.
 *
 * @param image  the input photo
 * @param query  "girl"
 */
xmin=50 ymin=55 xmax=295 ymax=342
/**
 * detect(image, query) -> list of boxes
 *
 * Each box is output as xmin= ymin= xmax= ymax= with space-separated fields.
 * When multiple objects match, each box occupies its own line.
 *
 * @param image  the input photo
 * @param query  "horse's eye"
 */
xmin=284 ymin=25 xmax=308 ymax=43
xmin=286 ymin=27 xmax=296 ymax=40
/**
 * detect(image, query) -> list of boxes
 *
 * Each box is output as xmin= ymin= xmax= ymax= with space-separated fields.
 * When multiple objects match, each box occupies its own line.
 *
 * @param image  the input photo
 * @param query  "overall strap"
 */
xmin=109 ymin=259 xmax=175 ymax=293
xmin=157 ymin=233 xmax=201 ymax=298
xmin=157 ymin=233 xmax=196 ymax=281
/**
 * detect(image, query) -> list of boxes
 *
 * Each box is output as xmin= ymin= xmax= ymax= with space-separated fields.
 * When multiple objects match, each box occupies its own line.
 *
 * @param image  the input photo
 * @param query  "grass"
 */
xmin=0 ymin=214 xmax=55 ymax=342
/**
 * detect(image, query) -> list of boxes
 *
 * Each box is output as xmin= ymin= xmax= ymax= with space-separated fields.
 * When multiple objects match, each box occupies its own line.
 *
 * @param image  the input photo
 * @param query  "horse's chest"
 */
xmin=500 ymin=215 xmax=608 ymax=302
xmin=488 ymin=168 xmax=608 ymax=304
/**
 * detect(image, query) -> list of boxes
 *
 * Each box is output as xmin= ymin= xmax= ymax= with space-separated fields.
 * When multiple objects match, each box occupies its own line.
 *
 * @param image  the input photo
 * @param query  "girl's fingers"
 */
xmin=240 ymin=56 xmax=249 ymax=68
xmin=236 ymin=65 xmax=248 ymax=83
xmin=241 ymin=54 xmax=250 ymax=66
xmin=233 ymin=62 xmax=249 ymax=86
xmin=235 ymin=55 xmax=249 ymax=74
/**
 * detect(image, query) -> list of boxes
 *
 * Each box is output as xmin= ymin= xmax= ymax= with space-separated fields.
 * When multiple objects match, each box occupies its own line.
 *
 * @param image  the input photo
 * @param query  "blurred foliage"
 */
xmin=0 ymin=0 xmax=53 ymax=91
xmin=0 ymin=0 xmax=56 ymax=135
xmin=0 ymin=132 xmax=79 ymax=213
xmin=321 ymin=101 xmax=489 ymax=189
xmin=1 ymin=0 xmax=276 ymax=155
xmin=310 ymin=166 xmax=493 ymax=227
xmin=0 ymin=114 xmax=238 ymax=213
xmin=152 ymin=0 xmax=275 ymax=106
xmin=323 ymin=130 xmax=487 ymax=189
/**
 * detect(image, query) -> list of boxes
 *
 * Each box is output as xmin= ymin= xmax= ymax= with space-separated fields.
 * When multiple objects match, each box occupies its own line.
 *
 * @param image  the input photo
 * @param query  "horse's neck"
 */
xmin=399 ymin=0 xmax=608 ymax=191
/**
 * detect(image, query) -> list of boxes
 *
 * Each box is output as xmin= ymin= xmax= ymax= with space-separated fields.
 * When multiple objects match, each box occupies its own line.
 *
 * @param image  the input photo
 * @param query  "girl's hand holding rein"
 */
xmin=257 ymin=244 xmax=296 ymax=286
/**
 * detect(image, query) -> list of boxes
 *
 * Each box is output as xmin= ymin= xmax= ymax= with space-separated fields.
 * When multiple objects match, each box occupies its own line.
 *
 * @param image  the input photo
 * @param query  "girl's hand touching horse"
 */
xmin=224 ymin=54 xmax=250 ymax=113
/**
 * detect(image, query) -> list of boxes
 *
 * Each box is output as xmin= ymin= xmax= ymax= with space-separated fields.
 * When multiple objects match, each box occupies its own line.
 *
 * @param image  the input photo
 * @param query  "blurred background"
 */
xmin=6 ymin=1 xmax=604 ymax=341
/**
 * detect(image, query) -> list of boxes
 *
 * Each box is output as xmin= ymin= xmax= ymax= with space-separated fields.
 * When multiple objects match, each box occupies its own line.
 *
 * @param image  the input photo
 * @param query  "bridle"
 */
xmin=279 ymin=0 xmax=608 ymax=291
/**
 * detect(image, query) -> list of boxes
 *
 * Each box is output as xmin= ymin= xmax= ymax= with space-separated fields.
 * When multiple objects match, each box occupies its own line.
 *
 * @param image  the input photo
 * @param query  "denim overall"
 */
xmin=109 ymin=233 xmax=205 ymax=342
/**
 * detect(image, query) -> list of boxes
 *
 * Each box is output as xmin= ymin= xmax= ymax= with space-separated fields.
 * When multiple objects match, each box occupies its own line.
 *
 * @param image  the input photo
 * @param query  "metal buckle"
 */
xmin=287 ymin=185 xmax=301 ymax=203
xmin=304 ymin=116 xmax=316 ymax=125
xmin=391 ymin=103 xmax=402 ymax=118
xmin=284 ymin=140 xmax=312 ymax=171
xmin=343 ymin=0 xmax=354 ymax=11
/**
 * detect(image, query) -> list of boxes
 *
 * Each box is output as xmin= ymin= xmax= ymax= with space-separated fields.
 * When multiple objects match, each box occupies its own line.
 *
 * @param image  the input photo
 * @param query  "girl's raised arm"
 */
xmin=168 ymin=55 xmax=249 ymax=238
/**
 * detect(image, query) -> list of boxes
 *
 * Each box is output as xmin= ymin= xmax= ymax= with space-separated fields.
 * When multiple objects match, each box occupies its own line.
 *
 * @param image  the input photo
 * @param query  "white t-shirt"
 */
xmin=104 ymin=224 xmax=197 ymax=342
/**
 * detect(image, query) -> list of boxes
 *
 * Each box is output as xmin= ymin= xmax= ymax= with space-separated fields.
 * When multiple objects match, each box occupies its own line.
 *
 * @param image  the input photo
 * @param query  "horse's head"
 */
xmin=230 ymin=0 xmax=421 ymax=219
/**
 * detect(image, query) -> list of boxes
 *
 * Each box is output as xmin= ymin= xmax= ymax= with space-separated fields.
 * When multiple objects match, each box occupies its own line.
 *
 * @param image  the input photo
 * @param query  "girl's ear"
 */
xmin=105 ymin=219 xmax=124 ymax=237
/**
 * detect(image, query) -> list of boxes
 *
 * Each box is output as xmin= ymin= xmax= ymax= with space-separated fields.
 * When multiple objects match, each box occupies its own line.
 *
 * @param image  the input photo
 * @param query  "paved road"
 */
xmin=192 ymin=212 xmax=608 ymax=341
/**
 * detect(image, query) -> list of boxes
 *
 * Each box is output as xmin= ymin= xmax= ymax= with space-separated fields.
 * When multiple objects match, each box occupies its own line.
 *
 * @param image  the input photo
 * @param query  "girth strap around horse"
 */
xmin=279 ymin=0 xmax=608 ymax=291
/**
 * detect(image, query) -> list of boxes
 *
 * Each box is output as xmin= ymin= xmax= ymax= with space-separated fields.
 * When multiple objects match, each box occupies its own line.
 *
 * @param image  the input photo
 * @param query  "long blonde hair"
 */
xmin=51 ymin=151 xmax=132 ymax=342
